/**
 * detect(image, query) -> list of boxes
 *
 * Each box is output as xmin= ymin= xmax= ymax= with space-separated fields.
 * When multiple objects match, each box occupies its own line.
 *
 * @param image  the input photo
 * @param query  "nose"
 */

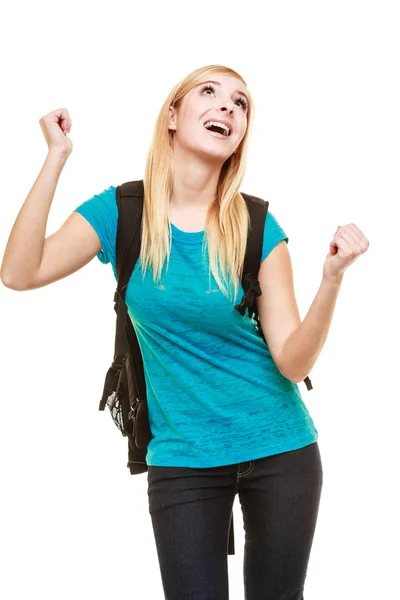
xmin=217 ymin=96 xmax=235 ymax=114
xmin=220 ymin=105 xmax=234 ymax=114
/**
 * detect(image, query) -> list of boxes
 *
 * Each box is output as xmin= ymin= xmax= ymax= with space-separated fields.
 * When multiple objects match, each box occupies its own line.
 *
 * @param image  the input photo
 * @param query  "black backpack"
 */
xmin=98 ymin=179 xmax=313 ymax=556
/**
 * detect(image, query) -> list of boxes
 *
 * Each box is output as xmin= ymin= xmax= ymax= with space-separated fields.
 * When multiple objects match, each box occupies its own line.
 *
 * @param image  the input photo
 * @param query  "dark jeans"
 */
xmin=147 ymin=441 xmax=323 ymax=600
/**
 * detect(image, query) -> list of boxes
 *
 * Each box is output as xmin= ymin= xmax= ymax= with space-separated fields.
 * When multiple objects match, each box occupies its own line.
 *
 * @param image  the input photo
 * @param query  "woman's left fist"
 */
xmin=323 ymin=223 xmax=370 ymax=281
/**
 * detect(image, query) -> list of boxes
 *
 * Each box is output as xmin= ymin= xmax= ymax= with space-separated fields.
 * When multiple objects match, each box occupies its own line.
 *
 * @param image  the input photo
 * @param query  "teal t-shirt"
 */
xmin=74 ymin=186 xmax=318 ymax=467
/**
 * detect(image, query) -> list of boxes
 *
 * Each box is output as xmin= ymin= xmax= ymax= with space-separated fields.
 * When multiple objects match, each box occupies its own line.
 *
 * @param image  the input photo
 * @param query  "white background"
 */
xmin=0 ymin=1 xmax=399 ymax=598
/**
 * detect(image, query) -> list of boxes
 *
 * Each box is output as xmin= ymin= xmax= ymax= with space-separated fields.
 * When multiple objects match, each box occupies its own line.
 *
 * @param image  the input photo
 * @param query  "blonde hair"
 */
xmin=140 ymin=64 xmax=255 ymax=304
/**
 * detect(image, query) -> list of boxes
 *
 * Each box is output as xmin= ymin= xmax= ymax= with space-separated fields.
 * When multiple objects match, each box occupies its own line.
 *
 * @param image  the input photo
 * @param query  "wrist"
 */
xmin=322 ymin=272 xmax=344 ymax=287
xmin=47 ymin=148 xmax=70 ymax=161
xmin=46 ymin=150 xmax=70 ymax=170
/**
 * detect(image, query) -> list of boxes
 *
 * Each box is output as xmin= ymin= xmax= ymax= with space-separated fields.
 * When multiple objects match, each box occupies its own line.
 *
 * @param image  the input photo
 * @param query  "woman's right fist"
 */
xmin=39 ymin=108 xmax=73 ymax=156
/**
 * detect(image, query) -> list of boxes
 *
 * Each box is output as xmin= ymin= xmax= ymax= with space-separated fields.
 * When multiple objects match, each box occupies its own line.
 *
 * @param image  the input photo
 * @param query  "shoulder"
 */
xmin=73 ymin=185 xmax=118 ymax=266
xmin=262 ymin=209 xmax=289 ymax=262
xmin=74 ymin=185 xmax=117 ymax=215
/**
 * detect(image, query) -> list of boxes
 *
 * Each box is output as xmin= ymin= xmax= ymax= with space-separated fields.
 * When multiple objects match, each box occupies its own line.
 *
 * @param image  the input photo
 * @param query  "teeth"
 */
xmin=203 ymin=120 xmax=230 ymax=136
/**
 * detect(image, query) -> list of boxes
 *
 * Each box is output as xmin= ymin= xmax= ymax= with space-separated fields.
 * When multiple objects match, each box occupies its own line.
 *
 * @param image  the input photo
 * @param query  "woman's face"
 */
xmin=168 ymin=74 xmax=249 ymax=162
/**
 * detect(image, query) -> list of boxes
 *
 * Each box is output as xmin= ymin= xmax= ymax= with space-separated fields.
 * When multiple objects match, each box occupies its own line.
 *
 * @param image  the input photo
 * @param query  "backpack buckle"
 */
xmin=234 ymin=274 xmax=261 ymax=316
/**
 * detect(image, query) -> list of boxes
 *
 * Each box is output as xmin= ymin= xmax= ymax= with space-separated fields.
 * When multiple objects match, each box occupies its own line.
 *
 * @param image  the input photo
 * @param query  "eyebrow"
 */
xmin=198 ymin=80 xmax=249 ymax=104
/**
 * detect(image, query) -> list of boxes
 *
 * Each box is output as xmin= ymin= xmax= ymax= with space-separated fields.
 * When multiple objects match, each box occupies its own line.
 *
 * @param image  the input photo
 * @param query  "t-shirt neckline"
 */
xmin=170 ymin=222 xmax=205 ymax=244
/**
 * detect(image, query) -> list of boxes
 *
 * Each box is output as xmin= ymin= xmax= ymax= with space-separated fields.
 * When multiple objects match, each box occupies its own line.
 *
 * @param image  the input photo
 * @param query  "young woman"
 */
xmin=1 ymin=64 xmax=369 ymax=599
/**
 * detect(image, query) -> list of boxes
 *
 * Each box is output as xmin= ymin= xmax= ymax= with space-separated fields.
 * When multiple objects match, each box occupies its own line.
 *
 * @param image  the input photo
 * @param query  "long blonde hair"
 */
xmin=141 ymin=64 xmax=255 ymax=303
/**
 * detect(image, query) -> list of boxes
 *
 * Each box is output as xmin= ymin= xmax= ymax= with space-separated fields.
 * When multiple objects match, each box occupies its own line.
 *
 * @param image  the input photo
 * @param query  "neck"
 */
xmin=169 ymin=144 xmax=224 ymax=210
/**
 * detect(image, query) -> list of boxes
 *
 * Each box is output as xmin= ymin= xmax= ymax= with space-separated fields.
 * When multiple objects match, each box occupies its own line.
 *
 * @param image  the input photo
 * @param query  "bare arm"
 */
xmin=1 ymin=150 xmax=101 ymax=291
xmin=278 ymin=275 xmax=343 ymax=383
xmin=256 ymin=240 xmax=342 ymax=383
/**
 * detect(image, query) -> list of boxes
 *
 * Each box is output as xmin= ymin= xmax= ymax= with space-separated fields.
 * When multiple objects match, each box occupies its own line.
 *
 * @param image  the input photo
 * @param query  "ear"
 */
xmin=168 ymin=106 xmax=177 ymax=131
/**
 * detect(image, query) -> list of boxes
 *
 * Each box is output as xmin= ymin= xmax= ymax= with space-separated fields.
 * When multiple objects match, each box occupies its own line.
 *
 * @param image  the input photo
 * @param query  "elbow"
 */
xmin=1 ymin=272 xmax=28 ymax=291
xmin=277 ymin=362 xmax=309 ymax=385
xmin=284 ymin=373 xmax=309 ymax=385
xmin=282 ymin=371 xmax=305 ymax=385
xmin=289 ymin=374 xmax=309 ymax=384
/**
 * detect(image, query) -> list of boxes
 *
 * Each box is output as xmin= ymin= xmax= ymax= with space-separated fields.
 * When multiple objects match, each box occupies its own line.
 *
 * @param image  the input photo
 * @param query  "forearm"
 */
xmin=1 ymin=150 xmax=68 ymax=288
xmin=279 ymin=274 xmax=344 ymax=382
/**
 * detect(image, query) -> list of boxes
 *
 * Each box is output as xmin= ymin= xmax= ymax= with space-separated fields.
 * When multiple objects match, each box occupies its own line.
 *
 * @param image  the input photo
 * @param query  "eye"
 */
xmin=201 ymin=84 xmax=216 ymax=96
xmin=235 ymin=97 xmax=248 ymax=110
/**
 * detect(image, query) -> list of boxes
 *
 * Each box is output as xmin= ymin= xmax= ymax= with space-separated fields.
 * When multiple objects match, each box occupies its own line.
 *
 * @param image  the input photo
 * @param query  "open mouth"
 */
xmin=203 ymin=121 xmax=231 ymax=137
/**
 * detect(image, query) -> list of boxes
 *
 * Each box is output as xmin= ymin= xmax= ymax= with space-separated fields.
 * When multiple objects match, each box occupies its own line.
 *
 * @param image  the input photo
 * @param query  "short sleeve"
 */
xmin=73 ymin=185 xmax=117 ymax=268
xmin=261 ymin=211 xmax=289 ymax=262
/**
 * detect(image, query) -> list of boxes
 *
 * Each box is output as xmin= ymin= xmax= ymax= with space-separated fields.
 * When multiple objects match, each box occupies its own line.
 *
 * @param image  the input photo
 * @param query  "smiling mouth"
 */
xmin=203 ymin=121 xmax=231 ymax=137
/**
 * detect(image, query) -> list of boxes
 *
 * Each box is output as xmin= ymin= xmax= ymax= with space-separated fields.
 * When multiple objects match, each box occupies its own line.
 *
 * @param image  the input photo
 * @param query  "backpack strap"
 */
xmin=115 ymin=179 xmax=145 ymax=299
xmin=115 ymin=180 xmax=147 ymax=404
xmin=234 ymin=193 xmax=267 ymax=319
xmin=98 ymin=180 xmax=145 ymax=412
